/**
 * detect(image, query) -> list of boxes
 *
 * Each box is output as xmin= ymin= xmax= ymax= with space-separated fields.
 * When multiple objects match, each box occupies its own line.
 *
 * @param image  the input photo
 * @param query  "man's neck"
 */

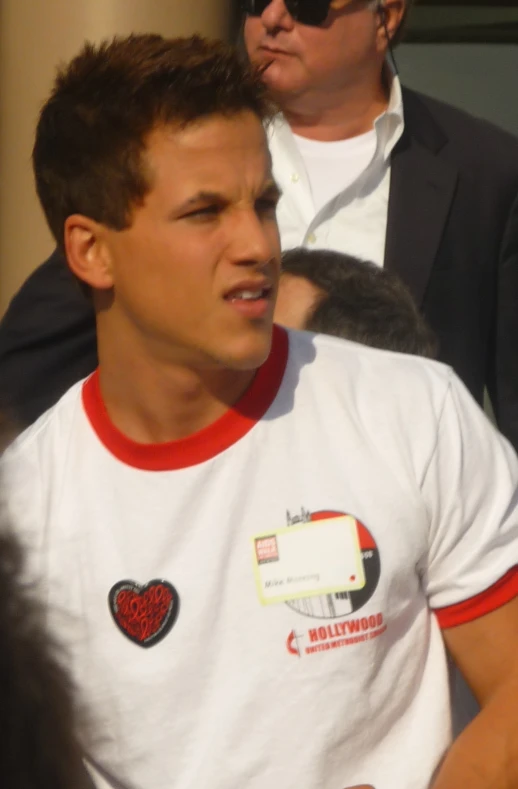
xmin=282 ymin=73 xmax=390 ymax=143
xmin=96 ymin=339 xmax=256 ymax=445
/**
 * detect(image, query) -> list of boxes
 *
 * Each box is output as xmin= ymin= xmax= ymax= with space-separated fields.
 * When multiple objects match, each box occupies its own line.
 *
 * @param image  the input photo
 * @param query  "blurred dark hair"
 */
xmin=0 ymin=419 xmax=93 ymax=788
xmin=281 ymin=247 xmax=438 ymax=358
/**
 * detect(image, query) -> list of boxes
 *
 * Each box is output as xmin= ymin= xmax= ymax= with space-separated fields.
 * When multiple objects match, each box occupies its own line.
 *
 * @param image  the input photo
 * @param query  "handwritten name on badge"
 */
xmin=253 ymin=515 xmax=366 ymax=605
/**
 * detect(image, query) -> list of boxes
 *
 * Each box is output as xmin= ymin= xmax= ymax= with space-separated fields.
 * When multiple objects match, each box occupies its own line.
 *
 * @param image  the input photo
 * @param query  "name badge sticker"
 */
xmin=252 ymin=515 xmax=366 ymax=605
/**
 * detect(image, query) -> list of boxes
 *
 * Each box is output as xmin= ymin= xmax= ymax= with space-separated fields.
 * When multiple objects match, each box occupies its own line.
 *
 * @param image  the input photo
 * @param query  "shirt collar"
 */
xmin=268 ymin=64 xmax=405 ymax=162
xmin=266 ymin=65 xmax=406 ymax=207
xmin=373 ymin=68 xmax=405 ymax=163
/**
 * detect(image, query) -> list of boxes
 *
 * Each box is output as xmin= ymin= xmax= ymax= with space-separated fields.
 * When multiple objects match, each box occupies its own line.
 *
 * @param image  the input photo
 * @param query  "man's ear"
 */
xmin=374 ymin=0 xmax=406 ymax=47
xmin=64 ymin=214 xmax=114 ymax=290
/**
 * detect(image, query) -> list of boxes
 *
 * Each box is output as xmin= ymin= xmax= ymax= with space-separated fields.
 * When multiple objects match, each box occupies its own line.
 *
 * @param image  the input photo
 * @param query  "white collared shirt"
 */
xmin=269 ymin=75 xmax=405 ymax=266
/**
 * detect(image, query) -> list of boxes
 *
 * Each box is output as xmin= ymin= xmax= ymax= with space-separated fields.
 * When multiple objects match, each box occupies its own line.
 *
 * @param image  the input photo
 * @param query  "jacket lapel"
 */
xmin=384 ymin=90 xmax=458 ymax=306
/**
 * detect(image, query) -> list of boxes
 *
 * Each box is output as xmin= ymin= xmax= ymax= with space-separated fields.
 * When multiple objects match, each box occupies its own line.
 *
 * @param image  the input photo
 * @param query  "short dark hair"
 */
xmin=281 ymin=247 xmax=438 ymax=358
xmin=33 ymin=34 xmax=273 ymax=249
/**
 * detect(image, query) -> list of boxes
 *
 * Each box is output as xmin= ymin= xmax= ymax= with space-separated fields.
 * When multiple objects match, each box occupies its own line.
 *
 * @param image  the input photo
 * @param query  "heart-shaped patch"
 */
xmin=108 ymin=579 xmax=179 ymax=648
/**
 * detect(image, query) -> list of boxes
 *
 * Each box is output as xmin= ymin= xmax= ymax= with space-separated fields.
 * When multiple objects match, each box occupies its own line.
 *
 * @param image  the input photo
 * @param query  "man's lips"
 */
xmin=256 ymin=48 xmax=290 ymax=75
xmin=223 ymin=282 xmax=275 ymax=319
xmin=259 ymin=45 xmax=291 ymax=57
xmin=223 ymin=284 xmax=274 ymax=302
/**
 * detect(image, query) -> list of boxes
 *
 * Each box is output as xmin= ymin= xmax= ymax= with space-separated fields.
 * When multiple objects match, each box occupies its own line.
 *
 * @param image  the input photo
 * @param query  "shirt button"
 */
xmin=307 ymin=233 xmax=317 ymax=244
xmin=290 ymin=173 xmax=299 ymax=183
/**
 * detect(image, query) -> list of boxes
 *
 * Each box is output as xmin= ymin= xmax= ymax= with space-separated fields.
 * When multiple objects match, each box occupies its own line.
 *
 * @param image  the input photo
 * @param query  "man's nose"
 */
xmin=231 ymin=209 xmax=279 ymax=268
xmin=260 ymin=0 xmax=295 ymax=31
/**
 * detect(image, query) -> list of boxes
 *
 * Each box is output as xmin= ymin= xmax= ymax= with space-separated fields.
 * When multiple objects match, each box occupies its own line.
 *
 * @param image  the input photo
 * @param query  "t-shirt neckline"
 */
xmin=82 ymin=325 xmax=289 ymax=471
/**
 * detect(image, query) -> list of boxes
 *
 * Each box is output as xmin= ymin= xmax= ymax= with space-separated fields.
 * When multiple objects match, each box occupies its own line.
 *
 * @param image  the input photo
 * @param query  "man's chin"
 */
xmin=223 ymin=328 xmax=274 ymax=372
xmin=260 ymin=70 xmax=302 ymax=104
xmin=260 ymin=62 xmax=284 ymax=88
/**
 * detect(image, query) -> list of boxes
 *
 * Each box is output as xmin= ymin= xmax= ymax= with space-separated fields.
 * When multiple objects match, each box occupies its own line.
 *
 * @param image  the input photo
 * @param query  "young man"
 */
xmin=4 ymin=34 xmax=518 ymax=789
xmin=275 ymin=247 xmax=438 ymax=357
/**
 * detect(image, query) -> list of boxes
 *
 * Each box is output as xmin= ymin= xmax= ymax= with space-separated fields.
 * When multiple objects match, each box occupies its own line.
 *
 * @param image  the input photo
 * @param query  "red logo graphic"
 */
xmin=285 ymin=613 xmax=386 ymax=658
xmin=255 ymin=535 xmax=279 ymax=564
xmin=283 ymin=507 xmax=386 ymax=659
xmin=108 ymin=579 xmax=179 ymax=648
xmin=286 ymin=629 xmax=303 ymax=656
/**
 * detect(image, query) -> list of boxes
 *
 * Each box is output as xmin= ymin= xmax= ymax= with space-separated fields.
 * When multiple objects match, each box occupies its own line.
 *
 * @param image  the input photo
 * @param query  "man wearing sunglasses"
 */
xmin=243 ymin=0 xmax=407 ymax=268
xmin=2 ymin=0 xmax=518 ymax=456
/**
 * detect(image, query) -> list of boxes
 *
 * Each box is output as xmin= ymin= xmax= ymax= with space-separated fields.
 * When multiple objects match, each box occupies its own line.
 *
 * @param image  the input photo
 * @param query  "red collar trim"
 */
xmin=82 ymin=325 xmax=289 ymax=471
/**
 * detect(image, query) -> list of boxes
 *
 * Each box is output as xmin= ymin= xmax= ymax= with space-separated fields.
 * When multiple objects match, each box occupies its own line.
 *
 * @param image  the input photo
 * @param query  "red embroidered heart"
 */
xmin=108 ymin=579 xmax=179 ymax=647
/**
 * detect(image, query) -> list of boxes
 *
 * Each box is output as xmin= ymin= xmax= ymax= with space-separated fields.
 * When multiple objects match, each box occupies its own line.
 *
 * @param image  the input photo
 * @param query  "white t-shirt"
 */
xmin=3 ymin=327 xmax=518 ymax=789
xmin=293 ymin=128 xmax=377 ymax=215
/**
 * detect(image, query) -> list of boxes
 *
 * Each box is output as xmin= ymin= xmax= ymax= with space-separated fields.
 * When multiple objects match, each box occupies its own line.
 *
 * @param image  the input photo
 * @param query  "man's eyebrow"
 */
xmin=176 ymin=191 xmax=229 ymax=211
xmin=174 ymin=182 xmax=282 ymax=214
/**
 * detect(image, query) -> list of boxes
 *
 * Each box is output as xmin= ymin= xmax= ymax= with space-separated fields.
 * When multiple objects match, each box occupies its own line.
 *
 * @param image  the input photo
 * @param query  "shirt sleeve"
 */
xmin=420 ymin=370 xmax=518 ymax=628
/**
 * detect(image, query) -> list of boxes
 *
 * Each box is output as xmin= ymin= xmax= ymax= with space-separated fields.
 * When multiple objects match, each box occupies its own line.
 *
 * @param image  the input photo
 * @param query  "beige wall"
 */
xmin=0 ymin=0 xmax=231 ymax=313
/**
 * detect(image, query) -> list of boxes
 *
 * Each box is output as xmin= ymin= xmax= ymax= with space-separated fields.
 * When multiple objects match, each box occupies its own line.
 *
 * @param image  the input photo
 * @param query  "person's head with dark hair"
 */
xmin=0 ymin=418 xmax=92 ymax=788
xmin=275 ymin=247 xmax=438 ymax=358
xmin=33 ymin=34 xmax=274 ymax=251
xmin=33 ymin=34 xmax=282 ymax=381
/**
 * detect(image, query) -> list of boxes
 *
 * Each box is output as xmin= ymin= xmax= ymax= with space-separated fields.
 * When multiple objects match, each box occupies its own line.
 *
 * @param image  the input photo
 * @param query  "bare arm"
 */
xmin=432 ymin=594 xmax=518 ymax=788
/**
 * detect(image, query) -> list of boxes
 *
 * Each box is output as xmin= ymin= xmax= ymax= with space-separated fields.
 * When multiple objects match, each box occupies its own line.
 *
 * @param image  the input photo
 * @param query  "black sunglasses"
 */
xmin=242 ymin=0 xmax=332 ymax=27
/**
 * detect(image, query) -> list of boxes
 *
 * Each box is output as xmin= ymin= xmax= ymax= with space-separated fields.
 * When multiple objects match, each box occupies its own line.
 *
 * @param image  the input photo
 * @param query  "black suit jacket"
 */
xmin=0 ymin=255 xmax=96 ymax=427
xmin=385 ymin=88 xmax=518 ymax=448
xmin=2 ymin=87 xmax=518 ymax=445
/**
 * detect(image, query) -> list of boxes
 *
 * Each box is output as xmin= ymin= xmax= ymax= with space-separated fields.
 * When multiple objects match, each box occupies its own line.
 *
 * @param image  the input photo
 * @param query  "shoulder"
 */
xmin=1 ymin=380 xmax=86 ymax=548
xmin=283 ymin=329 xmax=515 ymax=490
xmin=3 ymin=380 xmax=86 ymax=468
xmin=282 ymin=329 xmax=470 ymax=485
xmin=286 ymin=328 xmax=454 ymax=413
xmin=402 ymin=86 xmax=518 ymax=162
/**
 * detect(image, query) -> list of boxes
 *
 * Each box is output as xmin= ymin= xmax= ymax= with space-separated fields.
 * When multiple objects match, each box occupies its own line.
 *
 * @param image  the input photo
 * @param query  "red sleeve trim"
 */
xmin=435 ymin=567 xmax=518 ymax=629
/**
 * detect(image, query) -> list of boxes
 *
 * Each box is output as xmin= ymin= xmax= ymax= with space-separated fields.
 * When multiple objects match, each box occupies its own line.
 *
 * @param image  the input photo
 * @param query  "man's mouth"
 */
xmin=260 ymin=46 xmax=290 ymax=58
xmin=225 ymin=287 xmax=272 ymax=302
xmin=223 ymin=284 xmax=274 ymax=319
xmin=261 ymin=45 xmax=288 ymax=53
